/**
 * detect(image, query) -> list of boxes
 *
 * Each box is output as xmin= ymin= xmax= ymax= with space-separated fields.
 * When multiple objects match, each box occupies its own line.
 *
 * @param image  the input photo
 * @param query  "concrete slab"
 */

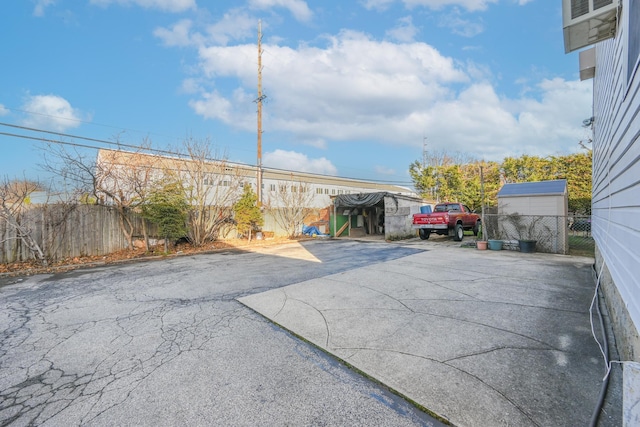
xmin=624 ymin=362 xmax=640 ymax=426
xmin=239 ymin=245 xmax=611 ymax=426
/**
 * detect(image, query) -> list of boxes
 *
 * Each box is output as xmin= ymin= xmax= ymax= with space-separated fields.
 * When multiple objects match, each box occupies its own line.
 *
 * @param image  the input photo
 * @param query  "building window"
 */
xmin=331 ymin=189 xmax=336 ymax=195
xmin=316 ymin=188 xmax=323 ymax=194
xmin=324 ymin=188 xmax=329 ymax=194
xmin=270 ymin=184 xmax=276 ymax=191
xmin=338 ymin=190 xmax=344 ymax=194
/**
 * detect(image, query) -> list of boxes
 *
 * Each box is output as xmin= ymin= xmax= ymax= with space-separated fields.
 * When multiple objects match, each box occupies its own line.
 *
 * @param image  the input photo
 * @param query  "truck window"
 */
xmin=434 ymin=205 xmax=447 ymax=212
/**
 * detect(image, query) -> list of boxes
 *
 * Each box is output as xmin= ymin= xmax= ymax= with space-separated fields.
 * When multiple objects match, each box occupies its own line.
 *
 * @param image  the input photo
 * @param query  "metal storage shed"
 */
xmin=498 ymin=180 xmax=568 ymax=216
xmin=496 ymin=179 xmax=569 ymax=254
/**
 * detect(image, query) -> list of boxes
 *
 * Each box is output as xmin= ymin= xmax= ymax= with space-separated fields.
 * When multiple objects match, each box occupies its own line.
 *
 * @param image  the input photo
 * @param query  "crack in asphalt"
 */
xmin=0 ymin=241 xmax=435 ymax=427
xmin=0 ymin=283 xmax=248 ymax=426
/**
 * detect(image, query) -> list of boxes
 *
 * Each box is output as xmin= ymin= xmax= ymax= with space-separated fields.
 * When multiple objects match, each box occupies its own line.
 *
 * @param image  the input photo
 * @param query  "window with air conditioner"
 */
xmin=563 ymin=0 xmax=620 ymax=53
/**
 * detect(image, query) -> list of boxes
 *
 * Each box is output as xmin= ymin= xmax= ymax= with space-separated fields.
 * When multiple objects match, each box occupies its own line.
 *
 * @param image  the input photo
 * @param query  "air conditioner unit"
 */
xmin=563 ymin=0 xmax=620 ymax=53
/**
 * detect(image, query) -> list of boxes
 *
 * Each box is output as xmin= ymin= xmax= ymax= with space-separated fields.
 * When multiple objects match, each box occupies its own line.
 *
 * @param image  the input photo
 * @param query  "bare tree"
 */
xmin=40 ymin=142 xmax=100 ymax=203
xmin=42 ymin=139 xmax=160 ymax=251
xmin=95 ymin=144 xmax=160 ymax=250
xmin=0 ymin=178 xmax=46 ymax=264
xmin=172 ymin=138 xmax=243 ymax=246
xmin=266 ymin=180 xmax=315 ymax=238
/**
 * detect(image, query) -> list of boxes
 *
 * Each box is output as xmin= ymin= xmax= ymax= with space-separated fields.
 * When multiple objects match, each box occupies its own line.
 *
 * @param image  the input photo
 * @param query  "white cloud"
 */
xmin=188 ymin=88 xmax=255 ymax=130
xmin=264 ymin=149 xmax=338 ymax=175
xmin=403 ymin=0 xmax=498 ymax=11
xmin=179 ymin=78 xmax=204 ymax=94
xmin=420 ymin=78 xmax=592 ymax=159
xmin=248 ymin=0 xmax=313 ymax=22
xmin=191 ymin=30 xmax=467 ymax=139
xmin=33 ymin=0 xmax=55 ymax=16
xmin=361 ymin=0 xmax=395 ymax=11
xmin=175 ymin=28 xmax=590 ymax=162
xmin=375 ymin=165 xmax=396 ymax=175
xmin=21 ymin=94 xmax=85 ymax=132
xmin=89 ymin=0 xmax=196 ymax=13
xmin=205 ymin=9 xmax=257 ymax=45
xmin=0 ymin=104 xmax=8 ymax=116
xmin=154 ymin=11 xmax=255 ymax=48
xmin=439 ymin=9 xmax=484 ymax=37
xmin=363 ymin=0 xmax=498 ymax=12
xmin=154 ymin=19 xmax=195 ymax=47
xmin=386 ymin=16 xmax=420 ymax=42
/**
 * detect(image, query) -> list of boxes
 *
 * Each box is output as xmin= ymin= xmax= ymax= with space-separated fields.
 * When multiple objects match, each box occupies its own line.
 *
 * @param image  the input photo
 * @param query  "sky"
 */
xmin=0 ymin=0 xmax=593 ymax=186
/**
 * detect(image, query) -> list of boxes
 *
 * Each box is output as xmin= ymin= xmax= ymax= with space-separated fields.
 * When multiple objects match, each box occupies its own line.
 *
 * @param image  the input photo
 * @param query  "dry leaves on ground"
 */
xmin=0 ymin=237 xmax=297 ymax=277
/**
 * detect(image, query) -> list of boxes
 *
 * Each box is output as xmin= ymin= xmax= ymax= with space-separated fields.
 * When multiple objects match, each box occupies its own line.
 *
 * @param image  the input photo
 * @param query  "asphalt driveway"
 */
xmin=0 ymin=238 xmax=620 ymax=426
xmin=0 ymin=240 xmax=438 ymax=426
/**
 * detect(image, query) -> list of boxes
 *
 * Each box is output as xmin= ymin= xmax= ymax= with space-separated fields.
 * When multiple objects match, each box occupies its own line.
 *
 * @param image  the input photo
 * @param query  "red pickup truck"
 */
xmin=412 ymin=202 xmax=481 ymax=241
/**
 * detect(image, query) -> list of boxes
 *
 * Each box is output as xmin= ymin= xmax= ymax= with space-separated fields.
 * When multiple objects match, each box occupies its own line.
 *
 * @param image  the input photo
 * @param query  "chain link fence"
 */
xmin=482 ymin=213 xmax=593 ymax=256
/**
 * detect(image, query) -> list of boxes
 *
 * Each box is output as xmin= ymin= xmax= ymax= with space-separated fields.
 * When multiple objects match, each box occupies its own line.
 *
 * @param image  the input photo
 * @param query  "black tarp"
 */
xmin=334 ymin=192 xmax=389 ymax=208
xmin=333 ymin=193 xmax=387 ymax=208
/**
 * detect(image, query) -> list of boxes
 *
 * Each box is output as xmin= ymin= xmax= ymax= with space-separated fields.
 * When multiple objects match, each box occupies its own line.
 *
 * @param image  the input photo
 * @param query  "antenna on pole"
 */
xmin=255 ymin=19 xmax=266 ymax=207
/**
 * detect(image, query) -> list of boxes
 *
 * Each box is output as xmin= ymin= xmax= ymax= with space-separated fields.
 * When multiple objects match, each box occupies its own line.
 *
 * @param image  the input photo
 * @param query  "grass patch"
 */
xmin=568 ymin=234 xmax=595 ymax=257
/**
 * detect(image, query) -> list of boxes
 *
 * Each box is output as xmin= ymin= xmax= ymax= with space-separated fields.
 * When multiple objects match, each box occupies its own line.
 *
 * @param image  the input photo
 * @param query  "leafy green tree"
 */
xmin=409 ymin=152 xmax=592 ymax=212
xmin=457 ymin=161 xmax=501 ymax=210
xmin=408 ymin=161 xmax=437 ymax=200
xmin=501 ymin=155 xmax=555 ymax=183
xmin=142 ymin=181 xmax=189 ymax=252
xmin=232 ymin=184 xmax=263 ymax=241
xmin=555 ymin=151 xmax=592 ymax=213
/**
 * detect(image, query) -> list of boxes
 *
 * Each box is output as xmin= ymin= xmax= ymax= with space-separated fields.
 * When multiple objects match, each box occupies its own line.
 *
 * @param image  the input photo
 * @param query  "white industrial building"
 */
xmin=96 ymin=148 xmax=418 ymax=237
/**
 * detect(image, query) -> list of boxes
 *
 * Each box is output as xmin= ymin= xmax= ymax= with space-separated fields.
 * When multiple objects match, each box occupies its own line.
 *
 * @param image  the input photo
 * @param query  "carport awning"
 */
xmin=334 ymin=192 xmax=387 ymax=208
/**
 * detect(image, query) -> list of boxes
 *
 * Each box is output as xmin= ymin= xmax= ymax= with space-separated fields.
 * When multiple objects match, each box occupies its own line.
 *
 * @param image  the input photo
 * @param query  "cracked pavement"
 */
xmin=1 ymin=240 xmax=440 ymax=426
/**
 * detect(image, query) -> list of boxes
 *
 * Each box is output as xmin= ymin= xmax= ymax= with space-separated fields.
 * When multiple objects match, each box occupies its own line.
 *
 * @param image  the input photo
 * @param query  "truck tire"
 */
xmin=453 ymin=223 xmax=464 ymax=241
xmin=473 ymin=221 xmax=481 ymax=236
xmin=419 ymin=229 xmax=431 ymax=240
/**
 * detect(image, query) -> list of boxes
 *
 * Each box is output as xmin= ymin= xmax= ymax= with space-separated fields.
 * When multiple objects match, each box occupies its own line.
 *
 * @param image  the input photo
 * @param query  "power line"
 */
xmin=0 ymin=122 xmax=182 ymax=158
xmin=2 ymin=106 xmax=167 ymax=138
xmin=1 ymin=107 xmax=257 ymax=156
xmin=0 ymin=129 xmax=414 ymax=185
xmin=2 ymin=107 xmax=414 ymax=184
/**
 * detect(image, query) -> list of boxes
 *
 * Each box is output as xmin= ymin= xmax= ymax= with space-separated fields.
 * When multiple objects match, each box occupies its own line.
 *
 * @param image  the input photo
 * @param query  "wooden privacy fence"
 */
xmin=1 ymin=204 xmax=323 ymax=264
xmin=0 ymin=204 xmax=149 ymax=263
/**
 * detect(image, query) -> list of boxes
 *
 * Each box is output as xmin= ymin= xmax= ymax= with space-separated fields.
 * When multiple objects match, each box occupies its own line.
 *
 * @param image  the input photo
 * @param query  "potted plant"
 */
xmin=502 ymin=213 xmax=550 ymax=253
xmin=487 ymin=239 xmax=503 ymax=250
xmin=518 ymin=239 xmax=536 ymax=253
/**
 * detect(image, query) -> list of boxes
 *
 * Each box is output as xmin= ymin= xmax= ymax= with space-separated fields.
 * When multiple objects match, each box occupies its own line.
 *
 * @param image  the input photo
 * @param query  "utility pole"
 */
xmin=255 ymin=20 xmax=266 ymax=207
xmin=480 ymin=164 xmax=486 ymax=240
xmin=422 ymin=136 xmax=428 ymax=169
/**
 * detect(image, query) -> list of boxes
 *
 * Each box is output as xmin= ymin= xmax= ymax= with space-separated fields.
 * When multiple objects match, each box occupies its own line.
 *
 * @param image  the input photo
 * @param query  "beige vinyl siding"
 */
xmin=498 ymin=195 xmax=565 ymax=216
